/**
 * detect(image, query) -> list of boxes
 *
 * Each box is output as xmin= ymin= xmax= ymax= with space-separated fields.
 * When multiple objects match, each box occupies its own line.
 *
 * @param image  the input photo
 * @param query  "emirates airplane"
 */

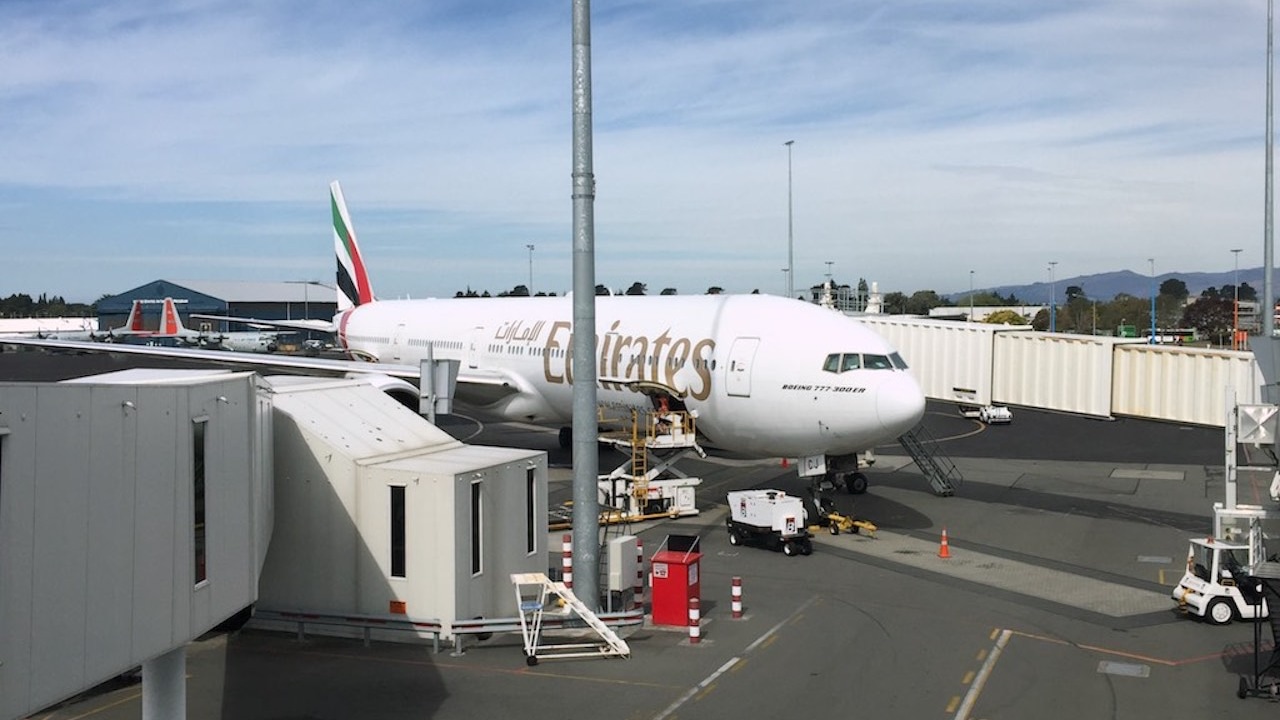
xmin=7 ymin=182 xmax=926 ymax=493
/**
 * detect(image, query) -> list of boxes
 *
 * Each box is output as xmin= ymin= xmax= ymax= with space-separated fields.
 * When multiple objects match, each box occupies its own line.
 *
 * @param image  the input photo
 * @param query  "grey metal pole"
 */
xmin=785 ymin=140 xmax=794 ymax=299
xmin=526 ymin=243 xmax=535 ymax=295
xmin=1266 ymin=0 xmax=1275 ymax=338
xmin=570 ymin=0 xmax=600 ymax=610
xmin=1048 ymin=261 xmax=1057 ymax=333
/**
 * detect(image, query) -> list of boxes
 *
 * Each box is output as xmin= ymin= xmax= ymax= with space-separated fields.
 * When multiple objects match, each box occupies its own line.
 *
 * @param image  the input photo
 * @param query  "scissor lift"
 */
xmin=597 ymin=405 xmax=703 ymax=521
xmin=511 ymin=572 xmax=631 ymax=666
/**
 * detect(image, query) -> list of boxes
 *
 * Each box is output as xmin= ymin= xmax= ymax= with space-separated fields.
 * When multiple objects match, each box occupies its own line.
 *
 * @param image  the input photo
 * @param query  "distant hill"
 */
xmin=951 ymin=267 xmax=1268 ymax=304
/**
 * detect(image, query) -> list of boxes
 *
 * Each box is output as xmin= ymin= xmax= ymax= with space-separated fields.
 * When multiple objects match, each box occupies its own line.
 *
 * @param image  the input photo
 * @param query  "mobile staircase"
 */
xmin=511 ymin=572 xmax=631 ymax=666
xmin=898 ymin=424 xmax=962 ymax=496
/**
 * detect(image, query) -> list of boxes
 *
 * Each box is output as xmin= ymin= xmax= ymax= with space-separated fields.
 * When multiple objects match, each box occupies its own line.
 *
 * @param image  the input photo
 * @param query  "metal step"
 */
xmin=898 ymin=425 xmax=962 ymax=496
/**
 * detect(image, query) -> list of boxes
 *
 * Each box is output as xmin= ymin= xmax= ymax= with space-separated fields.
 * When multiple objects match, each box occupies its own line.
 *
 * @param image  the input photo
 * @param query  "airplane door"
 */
xmin=390 ymin=323 xmax=407 ymax=362
xmin=467 ymin=326 xmax=483 ymax=368
xmin=726 ymin=337 xmax=760 ymax=397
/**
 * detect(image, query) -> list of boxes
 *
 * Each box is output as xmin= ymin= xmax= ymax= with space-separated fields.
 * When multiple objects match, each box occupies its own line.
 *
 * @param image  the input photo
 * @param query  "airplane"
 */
xmin=2 ymin=181 xmax=927 ymax=493
xmin=32 ymin=299 xmax=149 ymax=342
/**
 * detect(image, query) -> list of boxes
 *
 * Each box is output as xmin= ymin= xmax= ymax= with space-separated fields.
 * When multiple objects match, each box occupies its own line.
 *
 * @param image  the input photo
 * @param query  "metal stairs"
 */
xmin=511 ymin=572 xmax=630 ymax=665
xmin=898 ymin=424 xmax=962 ymax=496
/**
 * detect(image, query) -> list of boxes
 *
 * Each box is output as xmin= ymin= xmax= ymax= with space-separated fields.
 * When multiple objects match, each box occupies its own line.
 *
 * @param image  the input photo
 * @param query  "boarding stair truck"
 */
xmin=726 ymin=489 xmax=813 ymax=556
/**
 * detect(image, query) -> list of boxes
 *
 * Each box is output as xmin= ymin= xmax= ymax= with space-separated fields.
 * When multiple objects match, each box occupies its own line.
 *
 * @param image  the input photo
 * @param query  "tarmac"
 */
xmin=8 ymin=350 xmax=1280 ymax=719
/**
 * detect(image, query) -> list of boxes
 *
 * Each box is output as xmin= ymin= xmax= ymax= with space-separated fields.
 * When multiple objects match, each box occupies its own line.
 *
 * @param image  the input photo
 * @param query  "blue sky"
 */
xmin=0 ymin=0 xmax=1269 ymax=303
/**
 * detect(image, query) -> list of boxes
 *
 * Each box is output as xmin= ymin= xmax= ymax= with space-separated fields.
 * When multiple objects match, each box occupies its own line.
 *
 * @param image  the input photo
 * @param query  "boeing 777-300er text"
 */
xmin=4 ymin=181 xmax=926 ymax=492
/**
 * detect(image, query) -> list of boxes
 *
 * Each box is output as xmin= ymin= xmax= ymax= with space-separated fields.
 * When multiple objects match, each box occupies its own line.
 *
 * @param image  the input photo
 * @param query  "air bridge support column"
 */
xmin=142 ymin=646 xmax=186 ymax=720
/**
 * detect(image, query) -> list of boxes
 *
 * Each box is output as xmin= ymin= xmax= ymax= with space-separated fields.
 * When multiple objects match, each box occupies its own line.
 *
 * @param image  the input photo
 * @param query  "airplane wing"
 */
xmin=190 ymin=314 xmax=337 ymax=334
xmin=0 ymin=336 xmax=520 ymax=404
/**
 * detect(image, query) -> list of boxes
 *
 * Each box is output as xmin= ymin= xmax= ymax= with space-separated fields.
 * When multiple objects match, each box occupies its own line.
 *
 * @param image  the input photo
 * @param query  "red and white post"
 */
xmin=561 ymin=534 xmax=573 ymax=589
xmin=688 ymin=597 xmax=701 ymax=644
xmin=633 ymin=539 xmax=645 ymax=611
xmin=731 ymin=576 xmax=743 ymax=619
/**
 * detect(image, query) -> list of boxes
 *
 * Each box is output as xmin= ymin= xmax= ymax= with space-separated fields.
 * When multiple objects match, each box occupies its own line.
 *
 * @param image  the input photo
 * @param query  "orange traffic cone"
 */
xmin=938 ymin=528 xmax=951 ymax=559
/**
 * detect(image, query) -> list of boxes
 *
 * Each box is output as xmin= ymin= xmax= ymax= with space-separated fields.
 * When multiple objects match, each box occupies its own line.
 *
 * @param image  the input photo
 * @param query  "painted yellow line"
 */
xmin=954 ymin=628 xmax=1011 ymax=720
xmin=946 ymin=696 xmax=961 ymax=713
xmin=976 ymin=648 xmax=988 ymax=662
xmin=962 ymin=670 xmax=976 ymax=685
xmin=988 ymin=627 xmax=1000 ymax=641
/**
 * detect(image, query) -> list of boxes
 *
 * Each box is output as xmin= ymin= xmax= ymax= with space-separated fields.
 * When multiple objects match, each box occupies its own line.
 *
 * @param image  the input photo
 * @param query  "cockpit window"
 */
xmin=889 ymin=352 xmax=908 ymax=370
xmin=864 ymin=354 xmax=893 ymax=370
xmin=823 ymin=354 xmax=841 ymax=373
xmin=841 ymin=354 xmax=862 ymax=372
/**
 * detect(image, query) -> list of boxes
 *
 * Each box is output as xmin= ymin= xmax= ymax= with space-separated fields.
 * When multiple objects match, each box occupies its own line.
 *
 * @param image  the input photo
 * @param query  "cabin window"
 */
xmin=471 ymin=480 xmax=483 ymax=575
xmin=841 ymin=354 xmax=862 ymax=372
xmin=192 ymin=419 xmax=208 ymax=585
xmin=890 ymin=352 xmax=909 ymax=370
xmin=390 ymin=485 xmax=406 ymax=578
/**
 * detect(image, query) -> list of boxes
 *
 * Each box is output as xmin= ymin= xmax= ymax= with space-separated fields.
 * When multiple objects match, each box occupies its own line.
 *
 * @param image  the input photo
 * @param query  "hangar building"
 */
xmin=95 ymin=279 xmax=336 ymax=334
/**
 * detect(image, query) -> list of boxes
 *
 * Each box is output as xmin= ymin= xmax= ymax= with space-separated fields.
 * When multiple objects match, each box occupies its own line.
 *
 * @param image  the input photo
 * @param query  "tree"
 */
xmin=624 ymin=282 xmax=646 ymax=296
xmin=882 ymin=292 xmax=908 ymax=314
xmin=706 ymin=286 xmax=724 ymax=295
xmin=1064 ymin=285 xmax=1086 ymax=302
xmin=904 ymin=290 xmax=946 ymax=315
xmin=984 ymin=309 xmax=1028 ymax=325
xmin=595 ymin=284 xmax=610 ymax=296
xmin=1239 ymin=282 xmax=1259 ymax=302
xmin=660 ymin=288 xmax=678 ymax=296
xmin=1159 ymin=278 xmax=1189 ymax=301
xmin=1181 ymin=296 xmax=1234 ymax=344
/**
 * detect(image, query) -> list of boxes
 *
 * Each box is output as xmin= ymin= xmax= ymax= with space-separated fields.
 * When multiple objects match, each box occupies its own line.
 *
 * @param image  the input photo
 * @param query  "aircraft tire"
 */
xmin=848 ymin=472 xmax=869 ymax=495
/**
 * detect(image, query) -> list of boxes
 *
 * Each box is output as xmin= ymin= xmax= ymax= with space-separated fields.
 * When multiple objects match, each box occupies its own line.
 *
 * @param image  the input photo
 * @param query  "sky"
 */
xmin=0 ymin=0 xmax=1272 ymax=303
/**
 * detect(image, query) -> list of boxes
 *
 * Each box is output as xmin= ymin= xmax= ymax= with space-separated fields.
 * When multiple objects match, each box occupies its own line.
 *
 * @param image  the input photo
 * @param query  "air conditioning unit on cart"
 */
xmin=725 ymin=489 xmax=812 ymax=557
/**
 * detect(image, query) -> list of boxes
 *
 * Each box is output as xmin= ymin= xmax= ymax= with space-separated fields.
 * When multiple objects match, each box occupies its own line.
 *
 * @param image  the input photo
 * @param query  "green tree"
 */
xmin=625 ymin=282 xmax=646 ymax=296
xmin=706 ymin=286 xmax=724 ymax=295
xmin=1159 ymin=278 xmax=1189 ymax=301
xmin=904 ymin=290 xmax=946 ymax=315
xmin=1181 ymin=296 xmax=1234 ymax=344
xmin=984 ymin=309 xmax=1028 ymax=325
xmin=660 ymin=288 xmax=678 ymax=296
xmin=882 ymin=292 xmax=908 ymax=314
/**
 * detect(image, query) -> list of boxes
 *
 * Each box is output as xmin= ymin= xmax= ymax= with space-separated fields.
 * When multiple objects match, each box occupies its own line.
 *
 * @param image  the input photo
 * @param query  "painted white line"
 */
xmin=954 ymin=628 xmax=1011 ymax=720
xmin=651 ymin=595 xmax=819 ymax=720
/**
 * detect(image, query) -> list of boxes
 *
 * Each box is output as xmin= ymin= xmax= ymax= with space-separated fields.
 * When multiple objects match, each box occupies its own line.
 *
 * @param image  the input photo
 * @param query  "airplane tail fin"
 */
xmin=124 ymin=300 xmax=145 ymax=333
xmin=331 ymin=181 xmax=376 ymax=312
xmin=158 ymin=297 xmax=186 ymax=336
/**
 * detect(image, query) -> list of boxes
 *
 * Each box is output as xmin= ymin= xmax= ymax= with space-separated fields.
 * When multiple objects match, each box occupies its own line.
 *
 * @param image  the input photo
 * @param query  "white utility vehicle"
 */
xmin=1172 ymin=537 xmax=1268 ymax=624
xmin=978 ymin=405 xmax=1013 ymax=424
xmin=726 ymin=489 xmax=813 ymax=556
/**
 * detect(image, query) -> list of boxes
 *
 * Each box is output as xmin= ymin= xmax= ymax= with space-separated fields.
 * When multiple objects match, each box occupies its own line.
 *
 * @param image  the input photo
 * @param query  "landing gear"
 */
xmin=846 ymin=472 xmax=868 ymax=495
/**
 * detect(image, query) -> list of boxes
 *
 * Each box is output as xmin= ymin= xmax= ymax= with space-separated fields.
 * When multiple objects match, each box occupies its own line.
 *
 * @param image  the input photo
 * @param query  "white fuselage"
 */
xmin=337 ymin=294 xmax=926 ymax=459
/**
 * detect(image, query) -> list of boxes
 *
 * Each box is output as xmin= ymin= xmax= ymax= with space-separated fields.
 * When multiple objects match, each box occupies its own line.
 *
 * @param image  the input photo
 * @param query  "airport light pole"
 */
xmin=1149 ymin=258 xmax=1157 ymax=344
xmin=526 ymin=244 xmax=535 ymax=295
xmin=781 ymin=268 xmax=790 ymax=297
xmin=1233 ymin=248 xmax=1243 ymax=349
xmin=785 ymin=140 xmax=795 ymax=299
xmin=1048 ymin=261 xmax=1057 ymax=333
xmin=825 ymin=260 xmax=834 ymax=282
xmin=969 ymin=270 xmax=974 ymax=321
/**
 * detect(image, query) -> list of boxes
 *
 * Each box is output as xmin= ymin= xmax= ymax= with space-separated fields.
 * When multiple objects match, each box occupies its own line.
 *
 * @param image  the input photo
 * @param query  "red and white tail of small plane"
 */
xmin=124 ymin=300 xmax=146 ymax=333
xmin=157 ymin=297 xmax=185 ymax=336
xmin=331 ymin=181 xmax=376 ymax=313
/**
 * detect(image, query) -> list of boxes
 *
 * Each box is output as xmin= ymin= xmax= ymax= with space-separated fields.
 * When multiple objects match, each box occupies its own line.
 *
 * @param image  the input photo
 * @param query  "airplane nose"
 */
xmin=877 ymin=373 xmax=926 ymax=438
